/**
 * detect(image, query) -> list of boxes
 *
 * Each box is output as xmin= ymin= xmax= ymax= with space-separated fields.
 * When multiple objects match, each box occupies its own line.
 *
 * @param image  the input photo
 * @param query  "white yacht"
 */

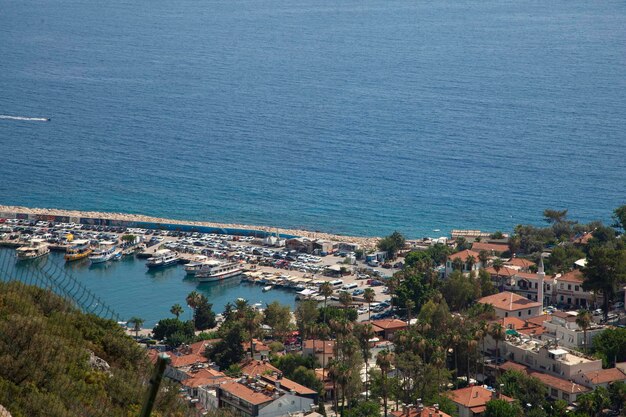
xmin=16 ymin=238 xmax=50 ymax=260
xmin=89 ymin=241 xmax=119 ymax=264
xmin=183 ymin=255 xmax=210 ymax=276
xmin=146 ymin=249 xmax=179 ymax=269
xmin=196 ymin=261 xmax=242 ymax=283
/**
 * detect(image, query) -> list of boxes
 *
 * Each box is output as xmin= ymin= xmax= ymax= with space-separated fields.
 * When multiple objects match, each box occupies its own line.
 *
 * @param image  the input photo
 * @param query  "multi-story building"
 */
xmin=445 ymin=249 xmax=483 ymax=277
xmin=302 ymin=340 xmax=335 ymax=367
xmin=477 ymin=291 xmax=543 ymax=319
xmin=541 ymin=311 xmax=605 ymax=350
xmin=446 ymin=386 xmax=514 ymax=417
xmin=217 ymin=376 xmax=315 ymax=417
xmin=553 ymin=270 xmax=596 ymax=308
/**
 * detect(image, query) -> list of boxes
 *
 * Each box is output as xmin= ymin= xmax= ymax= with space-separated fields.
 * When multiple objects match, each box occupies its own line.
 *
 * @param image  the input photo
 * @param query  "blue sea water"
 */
xmin=1 ymin=247 xmax=296 ymax=326
xmin=1 ymin=0 xmax=625 ymax=238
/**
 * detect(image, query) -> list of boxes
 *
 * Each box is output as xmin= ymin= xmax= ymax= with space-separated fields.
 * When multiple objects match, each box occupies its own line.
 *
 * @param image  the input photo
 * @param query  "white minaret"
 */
xmin=537 ymin=254 xmax=546 ymax=311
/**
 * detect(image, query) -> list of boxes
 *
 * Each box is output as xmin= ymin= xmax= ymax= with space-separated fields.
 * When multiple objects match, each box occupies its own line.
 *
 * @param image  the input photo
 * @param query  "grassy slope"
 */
xmin=0 ymin=281 xmax=188 ymax=417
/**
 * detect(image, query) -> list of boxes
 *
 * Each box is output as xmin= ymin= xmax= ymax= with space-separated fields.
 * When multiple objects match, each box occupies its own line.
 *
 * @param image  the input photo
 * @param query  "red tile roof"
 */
xmin=529 ymin=372 xmax=590 ymax=394
xmin=472 ymin=242 xmax=509 ymax=253
xmin=506 ymin=258 xmax=536 ymax=269
xmin=390 ymin=407 xmax=452 ymax=417
xmin=262 ymin=374 xmax=317 ymax=396
xmin=369 ymin=318 xmax=408 ymax=331
xmin=446 ymin=386 xmax=513 ymax=410
xmin=499 ymin=361 xmax=529 ymax=373
xmin=303 ymin=340 xmax=335 ymax=355
xmin=557 ymin=270 xmax=584 ymax=284
xmin=167 ymin=352 xmax=208 ymax=368
xmin=182 ymin=368 xmax=229 ymax=387
xmin=242 ymin=338 xmax=270 ymax=353
xmin=581 ymin=368 xmax=626 ymax=385
xmin=219 ymin=381 xmax=274 ymax=405
xmin=447 ymin=249 xmax=481 ymax=263
xmin=478 ymin=291 xmax=542 ymax=311
xmin=485 ymin=266 xmax=517 ymax=277
xmin=240 ymin=360 xmax=280 ymax=377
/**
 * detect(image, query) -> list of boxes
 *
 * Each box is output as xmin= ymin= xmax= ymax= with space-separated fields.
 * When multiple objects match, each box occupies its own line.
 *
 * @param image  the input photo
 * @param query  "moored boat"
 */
xmin=146 ymin=249 xmax=179 ymax=269
xmin=196 ymin=261 xmax=242 ymax=283
xmin=65 ymin=239 xmax=93 ymax=262
xmin=16 ymin=238 xmax=50 ymax=260
xmin=262 ymin=285 xmax=272 ymax=292
xmin=89 ymin=241 xmax=119 ymax=264
xmin=183 ymin=255 xmax=210 ymax=276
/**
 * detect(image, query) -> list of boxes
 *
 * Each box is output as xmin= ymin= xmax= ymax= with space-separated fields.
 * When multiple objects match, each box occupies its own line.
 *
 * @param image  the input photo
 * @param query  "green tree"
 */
xmin=543 ymin=209 xmax=569 ymax=224
xmin=484 ymin=399 xmax=522 ymax=417
xmin=492 ymin=258 xmax=504 ymax=290
xmin=577 ymin=386 xmax=610 ymax=417
xmin=206 ymin=323 xmax=245 ymax=370
xmin=343 ymin=401 xmax=380 ymax=417
xmin=376 ymin=350 xmax=394 ymax=417
xmin=263 ymin=301 xmax=292 ymax=341
xmin=608 ymin=381 xmax=626 ymax=411
xmin=243 ymin=307 xmax=262 ymax=359
xmin=186 ymin=290 xmax=202 ymax=310
xmin=355 ymin=323 xmax=375 ymax=400
xmin=377 ymin=231 xmax=406 ymax=259
xmin=127 ymin=316 xmax=144 ymax=339
xmin=575 ymin=309 xmax=592 ymax=353
xmin=120 ymin=234 xmax=136 ymax=244
xmin=582 ymin=246 xmax=626 ymax=320
xmin=363 ymin=288 xmax=375 ymax=321
xmin=592 ymin=327 xmax=626 ymax=367
xmin=170 ymin=303 xmax=183 ymax=320
xmin=404 ymin=250 xmax=433 ymax=270
xmin=152 ymin=318 xmax=195 ymax=346
xmin=489 ymin=322 xmax=505 ymax=366
xmin=612 ymin=204 xmax=626 ymax=232
xmin=295 ymin=300 xmax=319 ymax=348
xmin=478 ymin=268 xmax=498 ymax=296
xmin=497 ymin=370 xmax=547 ymax=408
xmin=193 ymin=295 xmax=216 ymax=330
xmin=441 ymin=270 xmax=481 ymax=311
xmin=339 ymin=290 xmax=353 ymax=309
xmin=291 ymin=365 xmax=323 ymax=393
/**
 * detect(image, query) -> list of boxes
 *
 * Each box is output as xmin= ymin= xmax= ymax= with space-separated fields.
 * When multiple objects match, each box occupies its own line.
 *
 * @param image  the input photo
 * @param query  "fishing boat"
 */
xmin=89 ymin=241 xmax=119 ymax=264
xmin=16 ymin=238 xmax=50 ymax=260
xmin=196 ymin=261 xmax=242 ymax=283
xmin=146 ymin=249 xmax=179 ymax=269
xmin=64 ymin=239 xmax=93 ymax=262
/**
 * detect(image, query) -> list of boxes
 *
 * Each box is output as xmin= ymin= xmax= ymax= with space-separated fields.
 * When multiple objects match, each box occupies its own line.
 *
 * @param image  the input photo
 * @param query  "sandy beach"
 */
xmin=0 ymin=205 xmax=379 ymax=249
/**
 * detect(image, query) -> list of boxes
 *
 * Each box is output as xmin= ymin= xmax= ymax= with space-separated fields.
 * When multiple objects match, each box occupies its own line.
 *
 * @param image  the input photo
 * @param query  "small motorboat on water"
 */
xmin=262 ymin=285 xmax=272 ymax=292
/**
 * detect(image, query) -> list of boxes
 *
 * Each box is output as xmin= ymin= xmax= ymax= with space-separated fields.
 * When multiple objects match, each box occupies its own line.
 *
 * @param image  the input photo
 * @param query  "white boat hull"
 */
xmin=197 ymin=269 xmax=242 ymax=283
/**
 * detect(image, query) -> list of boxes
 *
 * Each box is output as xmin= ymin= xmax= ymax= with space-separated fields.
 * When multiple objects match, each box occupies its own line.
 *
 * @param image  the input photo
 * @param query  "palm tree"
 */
xmin=576 ymin=309 xmax=593 ymax=353
xmin=489 ymin=322 xmax=505 ymax=368
xmin=320 ymin=282 xmax=334 ymax=314
xmin=356 ymin=324 xmax=375 ymax=400
xmin=244 ymin=307 xmax=262 ymax=359
xmin=363 ymin=288 xmax=375 ymax=321
xmin=478 ymin=250 xmax=490 ymax=268
xmin=466 ymin=255 xmax=476 ymax=272
xmin=339 ymin=291 xmax=352 ymax=310
xmin=170 ymin=303 xmax=183 ymax=320
xmin=186 ymin=291 xmax=202 ymax=310
xmin=476 ymin=320 xmax=488 ymax=381
xmin=127 ymin=316 xmax=144 ymax=339
xmin=492 ymin=258 xmax=504 ymax=290
xmin=405 ymin=299 xmax=415 ymax=327
xmin=376 ymin=350 xmax=394 ymax=417
xmin=327 ymin=359 xmax=341 ymax=414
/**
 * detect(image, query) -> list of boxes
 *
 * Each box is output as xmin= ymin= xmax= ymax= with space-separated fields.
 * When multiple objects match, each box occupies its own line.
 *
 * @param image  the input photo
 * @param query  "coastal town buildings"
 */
xmin=445 ymin=386 xmax=514 ymax=417
xmin=477 ymin=291 xmax=543 ymax=319
xmin=444 ymin=250 xmax=483 ymax=277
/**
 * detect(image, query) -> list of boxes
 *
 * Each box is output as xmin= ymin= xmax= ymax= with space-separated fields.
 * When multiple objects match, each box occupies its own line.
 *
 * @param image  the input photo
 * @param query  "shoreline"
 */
xmin=0 ymin=204 xmax=380 ymax=248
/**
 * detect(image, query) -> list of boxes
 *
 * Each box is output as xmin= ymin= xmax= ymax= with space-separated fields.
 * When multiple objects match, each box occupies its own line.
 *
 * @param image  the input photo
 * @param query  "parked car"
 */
xmin=612 ymin=301 xmax=624 ymax=310
xmin=352 ymin=289 xmax=365 ymax=296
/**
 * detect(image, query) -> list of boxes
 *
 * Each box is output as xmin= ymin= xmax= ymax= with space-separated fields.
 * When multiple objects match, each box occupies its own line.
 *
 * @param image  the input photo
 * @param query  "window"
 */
xmin=518 ymin=311 xmax=522 ymax=317
xmin=575 ymin=285 xmax=579 ymax=291
xmin=547 ymin=284 xmax=551 ymax=291
xmin=528 ymin=310 xmax=531 ymax=315
xmin=562 ymin=393 xmax=570 ymax=401
xmin=560 ymin=283 xmax=564 ymax=289
xmin=505 ymin=312 xmax=509 ymax=317
xmin=568 ymin=285 xmax=572 ymax=290
xmin=535 ymin=282 xmax=538 ymax=289
xmin=551 ymin=388 xmax=558 ymax=397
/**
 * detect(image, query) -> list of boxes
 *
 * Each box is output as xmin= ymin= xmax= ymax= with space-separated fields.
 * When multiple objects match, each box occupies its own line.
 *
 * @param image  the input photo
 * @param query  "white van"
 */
xmin=329 ymin=279 xmax=343 ymax=288
xmin=341 ymin=283 xmax=358 ymax=291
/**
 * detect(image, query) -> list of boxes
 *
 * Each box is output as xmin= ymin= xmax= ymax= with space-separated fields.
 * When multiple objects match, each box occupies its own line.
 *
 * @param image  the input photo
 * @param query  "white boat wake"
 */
xmin=0 ymin=115 xmax=50 ymax=122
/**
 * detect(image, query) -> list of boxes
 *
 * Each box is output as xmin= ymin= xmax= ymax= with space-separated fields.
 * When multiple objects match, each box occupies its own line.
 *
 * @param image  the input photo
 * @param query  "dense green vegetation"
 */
xmin=0 ymin=281 xmax=187 ymax=417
